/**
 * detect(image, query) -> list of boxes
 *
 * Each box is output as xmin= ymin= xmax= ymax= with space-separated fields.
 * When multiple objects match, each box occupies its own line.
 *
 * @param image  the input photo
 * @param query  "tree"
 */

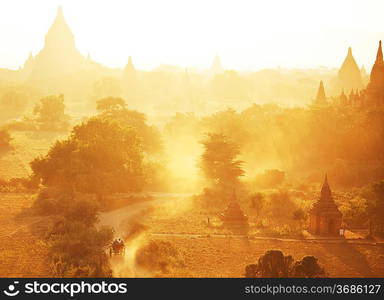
xmin=98 ymin=103 xmax=163 ymax=155
xmin=33 ymin=94 xmax=70 ymax=131
xmin=244 ymin=251 xmax=327 ymax=278
xmin=96 ymin=97 xmax=126 ymax=113
xmin=31 ymin=117 xmax=144 ymax=200
xmin=291 ymin=256 xmax=326 ymax=278
xmin=200 ymin=133 xmax=244 ymax=188
xmin=249 ymin=192 xmax=265 ymax=217
xmin=292 ymin=208 xmax=306 ymax=229
xmin=362 ymin=180 xmax=384 ymax=235
xmin=246 ymin=250 xmax=293 ymax=278
xmin=0 ymin=90 xmax=28 ymax=119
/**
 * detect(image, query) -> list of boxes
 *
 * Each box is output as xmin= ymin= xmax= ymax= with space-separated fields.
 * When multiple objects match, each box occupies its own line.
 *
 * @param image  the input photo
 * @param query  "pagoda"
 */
xmin=313 ymin=80 xmax=327 ymax=106
xmin=220 ymin=190 xmax=248 ymax=226
xmin=336 ymin=47 xmax=363 ymax=93
xmin=309 ymin=175 xmax=342 ymax=236
xmin=28 ymin=6 xmax=85 ymax=81
xmin=365 ymin=40 xmax=384 ymax=105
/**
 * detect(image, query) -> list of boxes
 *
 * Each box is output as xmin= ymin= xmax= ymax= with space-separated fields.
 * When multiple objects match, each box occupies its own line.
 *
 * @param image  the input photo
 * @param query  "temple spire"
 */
xmin=314 ymin=80 xmax=327 ymax=104
xmin=376 ymin=40 xmax=383 ymax=63
xmin=125 ymin=56 xmax=135 ymax=72
xmin=347 ymin=47 xmax=352 ymax=57
xmin=320 ymin=173 xmax=332 ymax=202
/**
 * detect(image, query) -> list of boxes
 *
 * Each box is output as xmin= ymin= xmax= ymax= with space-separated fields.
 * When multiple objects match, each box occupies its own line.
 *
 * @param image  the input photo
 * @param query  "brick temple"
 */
xmin=309 ymin=175 xmax=342 ymax=236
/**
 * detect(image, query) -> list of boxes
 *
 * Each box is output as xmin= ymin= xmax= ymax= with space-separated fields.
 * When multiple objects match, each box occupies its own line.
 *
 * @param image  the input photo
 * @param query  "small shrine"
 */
xmin=309 ymin=175 xmax=342 ymax=236
xmin=220 ymin=190 xmax=248 ymax=225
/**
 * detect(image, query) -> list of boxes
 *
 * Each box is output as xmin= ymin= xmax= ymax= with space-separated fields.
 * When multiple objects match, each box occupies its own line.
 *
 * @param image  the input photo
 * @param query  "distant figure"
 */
xmin=339 ymin=228 xmax=345 ymax=237
xmin=111 ymin=238 xmax=125 ymax=256
xmin=207 ymin=217 xmax=210 ymax=226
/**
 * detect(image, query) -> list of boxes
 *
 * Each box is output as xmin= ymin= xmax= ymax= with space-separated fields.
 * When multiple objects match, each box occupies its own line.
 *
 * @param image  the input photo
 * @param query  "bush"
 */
xmin=291 ymin=256 xmax=327 ymax=278
xmin=136 ymin=240 xmax=184 ymax=274
xmin=246 ymin=250 xmax=293 ymax=277
xmin=45 ymin=197 xmax=114 ymax=277
xmin=245 ymin=250 xmax=327 ymax=278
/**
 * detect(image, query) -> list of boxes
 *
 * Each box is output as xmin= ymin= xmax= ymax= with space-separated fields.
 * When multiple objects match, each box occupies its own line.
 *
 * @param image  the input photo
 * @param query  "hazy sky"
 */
xmin=0 ymin=0 xmax=383 ymax=71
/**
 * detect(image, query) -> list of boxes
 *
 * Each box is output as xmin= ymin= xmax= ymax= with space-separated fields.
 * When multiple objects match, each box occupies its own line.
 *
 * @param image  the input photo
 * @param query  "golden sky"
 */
xmin=0 ymin=0 xmax=383 ymax=71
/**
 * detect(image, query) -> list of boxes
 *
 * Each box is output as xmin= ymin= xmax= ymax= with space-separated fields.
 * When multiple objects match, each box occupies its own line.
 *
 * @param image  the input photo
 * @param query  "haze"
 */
xmin=1 ymin=0 xmax=384 ymax=71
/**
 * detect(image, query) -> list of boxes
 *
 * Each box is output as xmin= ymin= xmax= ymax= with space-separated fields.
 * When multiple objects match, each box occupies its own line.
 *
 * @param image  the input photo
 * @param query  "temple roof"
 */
xmin=310 ymin=175 xmax=341 ymax=216
xmin=369 ymin=40 xmax=384 ymax=86
xmin=337 ymin=47 xmax=363 ymax=92
xmin=221 ymin=190 xmax=248 ymax=223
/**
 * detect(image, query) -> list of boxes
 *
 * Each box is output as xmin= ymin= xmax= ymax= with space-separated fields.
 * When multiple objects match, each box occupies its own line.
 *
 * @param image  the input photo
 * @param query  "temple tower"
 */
xmin=337 ymin=47 xmax=363 ymax=93
xmin=309 ymin=175 xmax=342 ymax=236
xmin=313 ymin=80 xmax=327 ymax=106
xmin=29 ymin=6 xmax=85 ymax=81
xmin=365 ymin=41 xmax=384 ymax=105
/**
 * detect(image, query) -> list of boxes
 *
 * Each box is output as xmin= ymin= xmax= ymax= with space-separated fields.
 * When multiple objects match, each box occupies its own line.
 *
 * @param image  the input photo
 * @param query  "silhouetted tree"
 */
xmin=99 ymin=107 xmax=162 ymax=155
xmin=96 ymin=97 xmax=126 ymax=113
xmin=291 ymin=256 xmax=326 ymax=278
xmin=31 ymin=117 xmax=144 ymax=200
xmin=245 ymin=250 xmax=293 ymax=278
xmin=362 ymin=180 xmax=384 ymax=235
xmin=33 ymin=94 xmax=70 ymax=131
xmin=200 ymin=133 xmax=244 ymax=188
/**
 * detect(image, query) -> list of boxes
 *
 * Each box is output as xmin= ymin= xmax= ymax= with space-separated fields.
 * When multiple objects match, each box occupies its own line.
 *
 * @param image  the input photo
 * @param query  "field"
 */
xmin=0 ymin=134 xmax=383 ymax=278
xmin=0 ymin=193 xmax=50 ymax=277
xmin=110 ymin=197 xmax=384 ymax=278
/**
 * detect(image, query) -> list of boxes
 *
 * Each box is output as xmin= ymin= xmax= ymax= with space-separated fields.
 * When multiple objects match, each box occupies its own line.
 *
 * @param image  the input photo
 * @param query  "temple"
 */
xmin=335 ymin=41 xmax=384 ymax=108
xmin=309 ymin=175 xmax=342 ymax=236
xmin=220 ymin=190 xmax=248 ymax=226
xmin=336 ymin=47 xmax=363 ymax=93
xmin=364 ymin=40 xmax=384 ymax=105
xmin=313 ymin=80 xmax=327 ymax=106
xmin=122 ymin=56 xmax=137 ymax=83
xmin=27 ymin=7 xmax=88 ymax=81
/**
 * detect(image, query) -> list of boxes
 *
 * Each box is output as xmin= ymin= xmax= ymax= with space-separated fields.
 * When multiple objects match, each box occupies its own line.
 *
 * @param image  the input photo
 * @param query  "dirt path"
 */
xmin=99 ymin=193 xmax=192 ymax=234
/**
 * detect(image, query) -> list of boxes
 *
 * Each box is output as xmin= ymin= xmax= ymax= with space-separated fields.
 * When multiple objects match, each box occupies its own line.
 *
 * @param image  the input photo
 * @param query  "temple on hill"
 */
xmin=313 ymin=80 xmax=328 ymax=106
xmin=336 ymin=47 xmax=363 ymax=93
xmin=309 ymin=175 xmax=342 ymax=236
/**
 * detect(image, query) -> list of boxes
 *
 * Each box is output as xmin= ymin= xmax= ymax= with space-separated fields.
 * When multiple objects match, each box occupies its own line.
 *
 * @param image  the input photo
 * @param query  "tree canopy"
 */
xmin=31 ymin=117 xmax=144 ymax=198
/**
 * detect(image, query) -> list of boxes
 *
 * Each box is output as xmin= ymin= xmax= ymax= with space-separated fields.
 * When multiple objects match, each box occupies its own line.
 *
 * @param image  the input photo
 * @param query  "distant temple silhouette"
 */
xmin=313 ymin=80 xmax=327 ymax=106
xmin=27 ymin=7 xmax=85 ymax=81
xmin=309 ymin=175 xmax=342 ymax=236
xmin=336 ymin=47 xmax=363 ymax=93
xmin=317 ymin=41 xmax=384 ymax=108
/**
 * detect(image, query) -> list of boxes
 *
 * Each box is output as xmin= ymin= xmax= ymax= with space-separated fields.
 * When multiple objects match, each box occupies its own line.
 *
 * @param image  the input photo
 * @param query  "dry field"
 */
xmin=132 ymin=198 xmax=384 ymax=278
xmin=0 ymin=193 xmax=50 ymax=277
xmin=144 ymin=236 xmax=384 ymax=277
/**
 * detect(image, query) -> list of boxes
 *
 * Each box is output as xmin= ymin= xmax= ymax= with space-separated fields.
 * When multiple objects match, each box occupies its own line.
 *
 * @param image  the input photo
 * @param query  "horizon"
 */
xmin=0 ymin=0 xmax=383 ymax=71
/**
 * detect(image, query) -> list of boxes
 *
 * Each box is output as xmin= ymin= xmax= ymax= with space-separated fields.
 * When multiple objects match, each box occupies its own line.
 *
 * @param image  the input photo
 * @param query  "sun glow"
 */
xmin=0 ymin=0 xmax=383 ymax=71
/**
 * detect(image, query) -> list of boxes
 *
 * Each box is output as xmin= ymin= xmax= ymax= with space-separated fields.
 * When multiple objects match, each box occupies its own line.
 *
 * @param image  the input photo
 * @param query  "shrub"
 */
xmin=245 ymin=250 xmax=327 ymax=278
xmin=291 ymin=256 xmax=327 ymax=278
xmin=136 ymin=240 xmax=184 ymax=274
